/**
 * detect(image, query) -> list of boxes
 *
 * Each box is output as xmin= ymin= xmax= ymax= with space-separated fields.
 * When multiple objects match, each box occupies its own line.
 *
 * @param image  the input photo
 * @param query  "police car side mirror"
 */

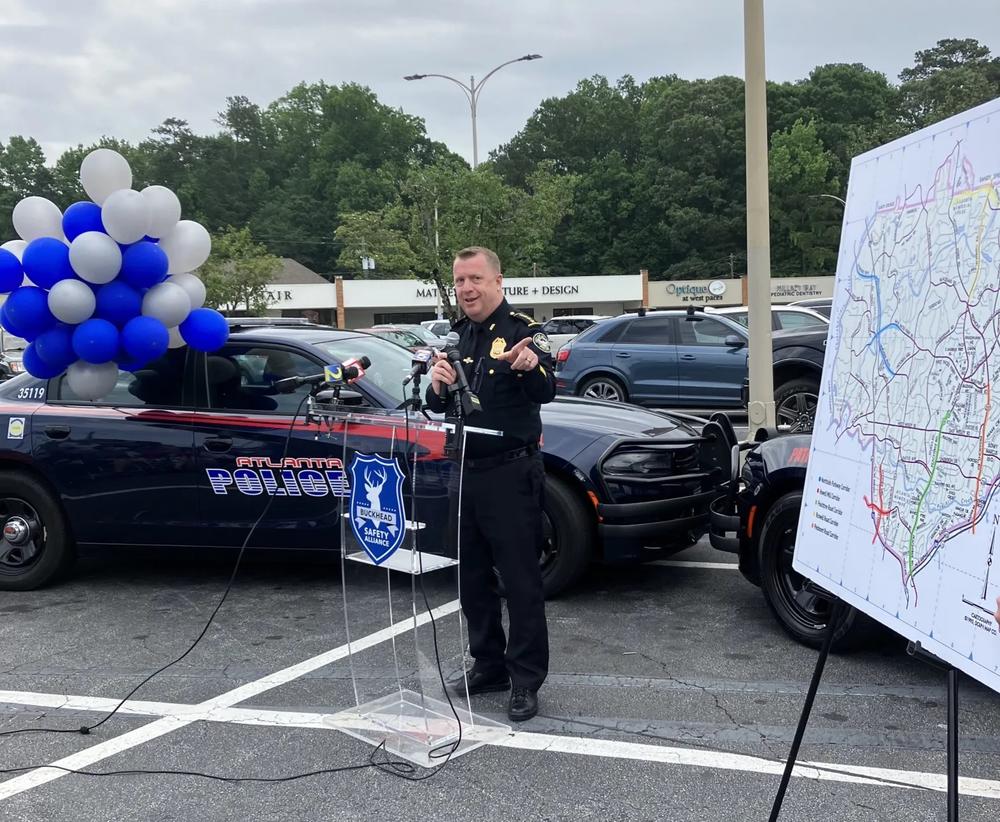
xmin=725 ymin=334 xmax=746 ymax=348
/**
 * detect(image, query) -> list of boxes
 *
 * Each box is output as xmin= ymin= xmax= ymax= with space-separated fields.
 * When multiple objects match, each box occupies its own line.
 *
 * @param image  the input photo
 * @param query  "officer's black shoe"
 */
xmin=448 ymin=668 xmax=510 ymax=697
xmin=507 ymin=687 xmax=538 ymax=722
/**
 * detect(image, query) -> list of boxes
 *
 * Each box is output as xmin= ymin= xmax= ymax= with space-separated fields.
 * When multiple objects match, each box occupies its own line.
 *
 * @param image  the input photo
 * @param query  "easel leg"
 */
xmin=947 ymin=667 xmax=959 ymax=822
xmin=768 ymin=598 xmax=845 ymax=822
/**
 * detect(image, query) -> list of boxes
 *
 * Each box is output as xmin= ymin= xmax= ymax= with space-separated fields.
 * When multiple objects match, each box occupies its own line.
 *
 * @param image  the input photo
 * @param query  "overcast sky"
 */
xmin=3 ymin=0 xmax=999 ymax=167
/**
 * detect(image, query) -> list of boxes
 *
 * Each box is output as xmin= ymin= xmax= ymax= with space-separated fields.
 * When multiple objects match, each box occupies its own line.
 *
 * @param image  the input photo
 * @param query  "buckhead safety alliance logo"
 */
xmin=349 ymin=453 xmax=406 ymax=564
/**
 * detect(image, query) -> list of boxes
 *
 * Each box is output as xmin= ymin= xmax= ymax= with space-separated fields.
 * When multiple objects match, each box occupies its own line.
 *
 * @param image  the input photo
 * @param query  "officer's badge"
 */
xmin=349 ymin=453 xmax=406 ymax=565
xmin=490 ymin=337 xmax=507 ymax=358
xmin=532 ymin=333 xmax=551 ymax=353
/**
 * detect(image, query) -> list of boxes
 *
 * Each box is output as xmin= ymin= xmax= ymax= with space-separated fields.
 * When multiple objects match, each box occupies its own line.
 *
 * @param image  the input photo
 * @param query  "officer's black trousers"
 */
xmin=459 ymin=452 xmax=549 ymax=691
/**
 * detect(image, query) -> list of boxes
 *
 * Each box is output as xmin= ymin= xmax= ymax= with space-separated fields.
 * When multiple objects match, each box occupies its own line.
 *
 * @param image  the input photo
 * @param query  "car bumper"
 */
xmin=708 ymin=491 xmax=741 ymax=554
xmin=597 ymin=488 xmax=716 ymax=559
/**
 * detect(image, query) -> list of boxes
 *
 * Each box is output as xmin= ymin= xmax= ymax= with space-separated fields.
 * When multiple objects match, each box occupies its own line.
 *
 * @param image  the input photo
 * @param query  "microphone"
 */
xmin=273 ymin=356 xmax=371 ymax=394
xmin=403 ymin=348 xmax=434 ymax=386
xmin=439 ymin=331 xmax=481 ymax=416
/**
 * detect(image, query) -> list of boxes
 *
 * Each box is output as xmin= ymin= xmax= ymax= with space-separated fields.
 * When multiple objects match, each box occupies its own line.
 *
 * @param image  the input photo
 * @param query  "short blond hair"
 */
xmin=455 ymin=246 xmax=501 ymax=274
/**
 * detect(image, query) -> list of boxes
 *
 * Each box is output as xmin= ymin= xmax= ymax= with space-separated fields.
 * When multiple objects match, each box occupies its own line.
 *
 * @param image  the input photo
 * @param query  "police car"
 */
xmin=0 ymin=320 xmax=734 ymax=595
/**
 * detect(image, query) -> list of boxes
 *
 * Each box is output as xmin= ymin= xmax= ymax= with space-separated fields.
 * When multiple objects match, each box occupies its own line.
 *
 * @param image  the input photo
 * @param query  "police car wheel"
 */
xmin=758 ymin=491 xmax=875 ymax=651
xmin=494 ymin=475 xmax=595 ymax=600
xmin=0 ymin=473 xmax=74 ymax=591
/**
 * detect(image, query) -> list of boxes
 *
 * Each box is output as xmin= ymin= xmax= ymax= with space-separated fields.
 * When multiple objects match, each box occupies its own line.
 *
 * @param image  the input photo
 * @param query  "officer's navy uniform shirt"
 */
xmin=425 ymin=299 xmax=557 ymax=457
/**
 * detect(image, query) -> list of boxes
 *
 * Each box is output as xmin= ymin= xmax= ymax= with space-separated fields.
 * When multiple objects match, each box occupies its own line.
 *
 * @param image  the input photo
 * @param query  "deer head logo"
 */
xmin=364 ymin=466 xmax=387 ymax=512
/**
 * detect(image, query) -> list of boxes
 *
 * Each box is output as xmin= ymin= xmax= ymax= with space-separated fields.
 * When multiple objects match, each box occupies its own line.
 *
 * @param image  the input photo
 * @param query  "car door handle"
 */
xmin=615 ymin=352 xmax=631 ymax=358
xmin=680 ymin=354 xmax=697 ymax=361
xmin=44 ymin=425 xmax=70 ymax=440
xmin=204 ymin=436 xmax=232 ymax=453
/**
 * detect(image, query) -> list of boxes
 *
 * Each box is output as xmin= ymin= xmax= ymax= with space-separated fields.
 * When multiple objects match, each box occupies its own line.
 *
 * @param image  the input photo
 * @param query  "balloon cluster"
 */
xmin=0 ymin=149 xmax=229 ymax=400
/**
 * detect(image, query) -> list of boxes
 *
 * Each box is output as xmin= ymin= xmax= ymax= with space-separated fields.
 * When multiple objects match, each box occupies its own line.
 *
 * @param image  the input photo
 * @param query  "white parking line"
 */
xmin=0 ymin=599 xmax=461 ymax=802
xmin=649 ymin=560 xmax=739 ymax=570
xmin=3 ymin=690 xmax=999 ymax=799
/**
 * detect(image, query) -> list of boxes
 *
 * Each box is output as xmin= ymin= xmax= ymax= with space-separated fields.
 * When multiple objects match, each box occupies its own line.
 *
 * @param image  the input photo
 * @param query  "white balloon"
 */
xmin=140 ymin=185 xmax=182 ymax=239
xmin=142 ymin=281 xmax=191 ymax=327
xmin=158 ymin=220 xmax=211 ymax=274
xmin=48 ymin=279 xmax=96 ymax=324
xmin=80 ymin=148 xmax=133 ymax=205
xmin=12 ymin=196 xmax=63 ymax=242
xmin=167 ymin=272 xmax=207 ymax=310
xmin=66 ymin=361 xmax=119 ymax=401
xmin=0 ymin=240 xmax=27 ymax=261
xmin=166 ymin=326 xmax=186 ymax=349
xmin=68 ymin=231 xmax=122 ymax=284
xmin=100 ymin=189 xmax=150 ymax=245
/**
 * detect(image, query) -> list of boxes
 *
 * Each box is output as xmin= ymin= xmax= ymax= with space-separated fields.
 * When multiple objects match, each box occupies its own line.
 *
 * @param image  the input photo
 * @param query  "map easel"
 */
xmin=767 ymin=600 xmax=961 ymax=822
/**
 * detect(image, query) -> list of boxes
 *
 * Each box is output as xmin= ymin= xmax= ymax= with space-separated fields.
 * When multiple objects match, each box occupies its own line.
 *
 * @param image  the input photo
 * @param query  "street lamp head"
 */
xmin=521 ymin=54 xmax=543 ymax=61
xmin=403 ymin=74 xmax=427 ymax=81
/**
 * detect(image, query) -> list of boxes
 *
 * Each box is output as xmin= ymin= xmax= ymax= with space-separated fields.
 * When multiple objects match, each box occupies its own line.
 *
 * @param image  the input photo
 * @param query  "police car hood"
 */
xmin=540 ymin=396 xmax=703 ymax=440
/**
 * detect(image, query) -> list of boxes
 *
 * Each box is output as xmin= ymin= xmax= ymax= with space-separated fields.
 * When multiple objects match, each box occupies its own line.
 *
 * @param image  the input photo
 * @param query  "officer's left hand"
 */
xmin=495 ymin=337 xmax=539 ymax=371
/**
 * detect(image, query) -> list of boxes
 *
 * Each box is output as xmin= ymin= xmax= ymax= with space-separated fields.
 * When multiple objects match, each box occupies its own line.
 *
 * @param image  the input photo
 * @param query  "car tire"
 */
xmin=774 ymin=378 xmax=820 ymax=433
xmin=0 ymin=472 xmax=74 ymax=591
xmin=579 ymin=375 xmax=627 ymax=403
xmin=757 ymin=491 xmax=876 ymax=651
xmin=495 ymin=474 xmax=595 ymax=600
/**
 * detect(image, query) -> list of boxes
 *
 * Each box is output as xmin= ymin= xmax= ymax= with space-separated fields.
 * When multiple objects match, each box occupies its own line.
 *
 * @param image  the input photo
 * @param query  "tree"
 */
xmin=333 ymin=207 xmax=417 ymax=278
xmin=200 ymin=226 xmax=282 ymax=314
xmin=769 ymin=120 xmax=841 ymax=274
xmin=0 ymin=137 xmax=56 ymax=235
xmin=899 ymin=38 xmax=1000 ymax=128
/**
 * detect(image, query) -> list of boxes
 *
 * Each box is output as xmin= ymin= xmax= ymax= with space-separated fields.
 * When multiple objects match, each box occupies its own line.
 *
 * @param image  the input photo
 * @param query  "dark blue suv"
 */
xmin=554 ymin=310 xmax=750 ymax=408
xmin=0 ymin=321 xmax=735 ymax=597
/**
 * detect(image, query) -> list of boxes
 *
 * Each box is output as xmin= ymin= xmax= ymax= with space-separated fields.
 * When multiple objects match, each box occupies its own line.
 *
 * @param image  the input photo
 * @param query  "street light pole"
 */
xmin=404 ymin=54 xmax=542 ymax=169
xmin=744 ymin=0 xmax=776 ymax=431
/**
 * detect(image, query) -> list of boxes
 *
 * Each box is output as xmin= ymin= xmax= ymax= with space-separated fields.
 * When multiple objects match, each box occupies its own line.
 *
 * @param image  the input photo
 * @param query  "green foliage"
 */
xmin=200 ymin=226 xmax=282 ymax=313
xmin=0 ymin=38 xmax=996 ymax=285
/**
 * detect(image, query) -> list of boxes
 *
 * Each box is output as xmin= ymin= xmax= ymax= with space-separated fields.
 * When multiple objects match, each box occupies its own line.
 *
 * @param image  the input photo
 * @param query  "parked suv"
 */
xmin=554 ymin=310 xmax=750 ymax=408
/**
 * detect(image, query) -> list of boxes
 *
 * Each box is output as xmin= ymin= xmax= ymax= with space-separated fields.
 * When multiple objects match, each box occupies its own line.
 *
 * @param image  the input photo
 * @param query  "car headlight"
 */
xmin=9 ymin=361 xmax=23 ymax=373
xmin=603 ymin=450 xmax=674 ymax=477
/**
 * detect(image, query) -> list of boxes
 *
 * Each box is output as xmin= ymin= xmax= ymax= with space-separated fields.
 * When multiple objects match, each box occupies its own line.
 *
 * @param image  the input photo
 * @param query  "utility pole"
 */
xmin=744 ymin=0 xmax=776 ymax=430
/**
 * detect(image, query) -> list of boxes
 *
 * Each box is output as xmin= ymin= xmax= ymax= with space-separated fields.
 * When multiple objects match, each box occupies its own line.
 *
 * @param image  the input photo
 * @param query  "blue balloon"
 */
xmin=34 ymin=325 xmax=76 ymax=369
xmin=4 ymin=286 xmax=56 ymax=339
xmin=62 ymin=201 xmax=105 ymax=242
xmin=180 ymin=308 xmax=229 ymax=352
xmin=94 ymin=280 xmax=142 ymax=327
xmin=0 ymin=249 xmax=24 ymax=293
xmin=119 ymin=241 xmax=169 ymax=290
xmin=0 ymin=304 xmax=32 ymax=341
xmin=72 ymin=318 xmax=119 ymax=364
xmin=22 ymin=343 xmax=66 ymax=379
xmin=122 ymin=316 xmax=168 ymax=363
xmin=22 ymin=238 xmax=75 ymax=290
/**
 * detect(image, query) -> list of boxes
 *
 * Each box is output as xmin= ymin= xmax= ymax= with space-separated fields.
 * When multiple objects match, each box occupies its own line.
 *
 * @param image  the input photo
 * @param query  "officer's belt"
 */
xmin=463 ymin=443 xmax=538 ymax=471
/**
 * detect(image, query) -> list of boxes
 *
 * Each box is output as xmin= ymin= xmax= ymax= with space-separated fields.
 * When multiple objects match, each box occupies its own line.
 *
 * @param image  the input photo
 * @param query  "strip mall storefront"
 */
xmin=262 ymin=271 xmax=835 ymax=327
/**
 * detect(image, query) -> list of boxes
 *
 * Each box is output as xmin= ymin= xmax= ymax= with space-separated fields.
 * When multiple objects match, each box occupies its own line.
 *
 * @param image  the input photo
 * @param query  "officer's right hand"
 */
xmin=430 ymin=354 xmax=457 ymax=392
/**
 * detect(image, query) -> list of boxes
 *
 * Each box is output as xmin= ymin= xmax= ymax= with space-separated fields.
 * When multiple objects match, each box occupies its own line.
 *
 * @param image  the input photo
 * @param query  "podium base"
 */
xmin=327 ymin=689 xmax=511 ymax=768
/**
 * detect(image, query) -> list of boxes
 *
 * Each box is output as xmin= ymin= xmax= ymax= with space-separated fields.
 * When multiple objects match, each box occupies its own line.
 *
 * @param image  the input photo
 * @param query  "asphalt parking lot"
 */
xmin=1 ymin=534 xmax=999 ymax=822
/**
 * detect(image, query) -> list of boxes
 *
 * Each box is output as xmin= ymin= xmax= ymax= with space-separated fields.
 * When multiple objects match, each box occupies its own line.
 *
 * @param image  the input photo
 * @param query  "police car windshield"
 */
xmin=314 ymin=335 xmax=413 ymax=405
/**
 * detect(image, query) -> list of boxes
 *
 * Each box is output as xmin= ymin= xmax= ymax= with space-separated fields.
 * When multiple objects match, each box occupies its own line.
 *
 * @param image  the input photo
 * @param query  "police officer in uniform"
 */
xmin=426 ymin=246 xmax=555 ymax=722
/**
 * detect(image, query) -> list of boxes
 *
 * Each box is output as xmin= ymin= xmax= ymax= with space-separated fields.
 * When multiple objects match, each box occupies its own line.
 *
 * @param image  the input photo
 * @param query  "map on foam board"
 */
xmin=793 ymin=97 xmax=1000 ymax=693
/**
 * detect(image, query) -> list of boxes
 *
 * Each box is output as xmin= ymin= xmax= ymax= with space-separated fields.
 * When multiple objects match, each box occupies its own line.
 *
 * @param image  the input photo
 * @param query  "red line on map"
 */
xmin=864 ymin=465 xmax=891 ymax=544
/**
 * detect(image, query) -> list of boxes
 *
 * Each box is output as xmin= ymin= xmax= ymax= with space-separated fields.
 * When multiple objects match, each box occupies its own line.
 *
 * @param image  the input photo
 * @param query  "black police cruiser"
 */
xmin=0 ymin=320 xmax=734 ymax=595
xmin=709 ymin=429 xmax=877 ymax=650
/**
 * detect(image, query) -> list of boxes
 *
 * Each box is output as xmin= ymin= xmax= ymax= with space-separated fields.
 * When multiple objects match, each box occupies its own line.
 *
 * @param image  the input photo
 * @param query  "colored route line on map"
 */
xmin=864 ymin=465 xmax=891 ymax=545
xmin=972 ymin=380 xmax=992 ymax=534
xmin=906 ymin=410 xmax=952 ymax=575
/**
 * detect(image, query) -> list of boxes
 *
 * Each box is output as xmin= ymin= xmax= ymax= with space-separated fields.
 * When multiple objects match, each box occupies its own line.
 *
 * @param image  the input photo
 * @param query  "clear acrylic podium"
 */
xmin=310 ymin=406 xmax=510 ymax=767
